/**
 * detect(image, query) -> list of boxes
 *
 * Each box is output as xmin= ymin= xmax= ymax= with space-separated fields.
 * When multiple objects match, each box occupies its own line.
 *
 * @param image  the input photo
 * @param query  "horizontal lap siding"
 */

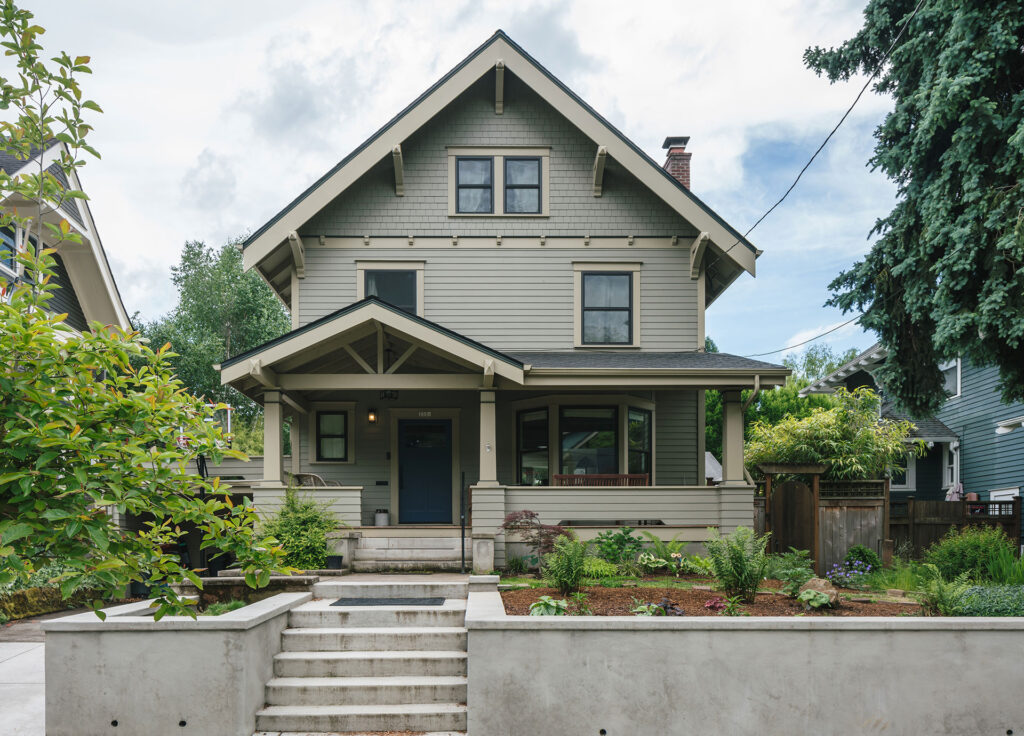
xmin=655 ymin=390 xmax=698 ymax=485
xmin=300 ymin=247 xmax=697 ymax=351
xmin=936 ymin=360 xmax=1024 ymax=497
xmin=505 ymin=488 xmax=720 ymax=526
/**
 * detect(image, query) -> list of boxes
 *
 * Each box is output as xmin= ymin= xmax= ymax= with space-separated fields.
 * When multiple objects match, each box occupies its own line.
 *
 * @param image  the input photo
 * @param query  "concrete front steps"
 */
xmin=351 ymin=536 xmax=472 ymax=572
xmin=255 ymin=578 xmax=468 ymax=735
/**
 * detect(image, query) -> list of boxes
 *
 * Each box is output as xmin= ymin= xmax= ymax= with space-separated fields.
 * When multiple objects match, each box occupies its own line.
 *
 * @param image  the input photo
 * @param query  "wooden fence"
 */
xmin=889 ymin=497 xmax=1022 ymax=557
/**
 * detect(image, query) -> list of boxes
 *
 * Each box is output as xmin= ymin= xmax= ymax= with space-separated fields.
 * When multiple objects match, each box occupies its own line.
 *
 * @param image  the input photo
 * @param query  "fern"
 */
xmin=703 ymin=527 xmax=770 ymax=603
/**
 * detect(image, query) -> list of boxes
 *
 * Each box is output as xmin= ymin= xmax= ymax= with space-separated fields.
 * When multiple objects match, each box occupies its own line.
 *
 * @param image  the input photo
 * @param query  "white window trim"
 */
xmin=890 ymin=451 xmax=916 ymax=491
xmin=940 ymin=357 xmax=961 ymax=398
xmin=307 ymin=402 xmax=356 ymax=465
xmin=573 ymin=261 xmax=642 ymax=348
xmin=355 ymin=260 xmax=425 ymax=316
xmin=989 ymin=487 xmax=1020 ymax=501
xmin=447 ymin=146 xmax=550 ymax=217
xmin=996 ymin=415 xmax=1024 ymax=435
xmin=942 ymin=441 xmax=960 ymax=490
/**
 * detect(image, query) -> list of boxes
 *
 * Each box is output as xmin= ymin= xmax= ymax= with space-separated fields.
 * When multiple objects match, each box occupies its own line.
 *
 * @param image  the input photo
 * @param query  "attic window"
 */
xmin=504 ymin=157 xmax=541 ymax=213
xmin=455 ymin=157 xmax=493 ymax=213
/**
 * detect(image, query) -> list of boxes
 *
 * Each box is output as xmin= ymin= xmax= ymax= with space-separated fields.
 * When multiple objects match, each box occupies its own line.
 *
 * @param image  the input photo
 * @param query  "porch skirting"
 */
xmin=470 ymin=483 xmax=755 ymax=569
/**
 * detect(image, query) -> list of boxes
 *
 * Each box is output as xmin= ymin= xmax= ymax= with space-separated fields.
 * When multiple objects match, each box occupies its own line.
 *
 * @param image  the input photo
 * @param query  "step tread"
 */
xmin=257 ymin=703 xmax=467 ymax=715
xmin=297 ymin=599 xmax=467 ymax=612
xmin=284 ymin=626 xmax=467 ymax=635
xmin=275 ymin=650 xmax=467 ymax=661
xmin=255 ymin=732 xmax=465 ymax=736
xmin=268 ymin=675 xmax=467 ymax=688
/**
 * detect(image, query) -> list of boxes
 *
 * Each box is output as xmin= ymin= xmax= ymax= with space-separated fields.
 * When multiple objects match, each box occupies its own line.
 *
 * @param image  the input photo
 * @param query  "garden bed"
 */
xmin=501 ymin=585 xmax=920 ymax=616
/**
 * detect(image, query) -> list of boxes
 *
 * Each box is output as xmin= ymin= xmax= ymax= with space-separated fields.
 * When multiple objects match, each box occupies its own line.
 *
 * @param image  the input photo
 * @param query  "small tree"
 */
xmin=744 ymin=387 xmax=923 ymax=480
xmin=0 ymin=2 xmax=287 ymax=618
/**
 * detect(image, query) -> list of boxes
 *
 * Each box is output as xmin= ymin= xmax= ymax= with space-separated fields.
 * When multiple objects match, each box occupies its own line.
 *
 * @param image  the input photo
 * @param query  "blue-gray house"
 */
xmin=803 ymin=343 xmax=1024 ymax=504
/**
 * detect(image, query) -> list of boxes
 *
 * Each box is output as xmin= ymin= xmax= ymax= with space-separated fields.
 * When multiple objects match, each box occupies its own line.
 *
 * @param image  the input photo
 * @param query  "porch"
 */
xmin=216 ymin=298 xmax=789 ymax=570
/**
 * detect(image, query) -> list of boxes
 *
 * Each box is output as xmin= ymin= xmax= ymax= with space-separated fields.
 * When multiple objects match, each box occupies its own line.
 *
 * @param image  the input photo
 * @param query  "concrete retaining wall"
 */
xmin=42 ymin=592 xmax=310 ymax=736
xmin=465 ymin=577 xmax=1024 ymax=735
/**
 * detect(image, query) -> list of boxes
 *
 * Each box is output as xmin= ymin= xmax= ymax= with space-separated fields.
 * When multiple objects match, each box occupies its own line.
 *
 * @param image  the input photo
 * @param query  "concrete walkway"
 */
xmin=0 ymin=641 xmax=45 ymax=736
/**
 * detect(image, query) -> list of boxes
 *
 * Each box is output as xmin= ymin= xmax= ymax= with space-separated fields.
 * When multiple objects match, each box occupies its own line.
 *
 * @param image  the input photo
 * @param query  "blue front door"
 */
xmin=398 ymin=419 xmax=453 ymax=523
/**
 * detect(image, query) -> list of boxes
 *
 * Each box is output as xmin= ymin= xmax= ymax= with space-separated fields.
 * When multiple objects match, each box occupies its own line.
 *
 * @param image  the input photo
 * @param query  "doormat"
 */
xmin=331 ymin=597 xmax=445 ymax=607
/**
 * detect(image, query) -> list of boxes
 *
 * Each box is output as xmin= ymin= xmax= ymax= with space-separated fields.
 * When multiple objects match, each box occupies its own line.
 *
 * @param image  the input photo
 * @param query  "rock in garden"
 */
xmin=798 ymin=577 xmax=839 ymax=607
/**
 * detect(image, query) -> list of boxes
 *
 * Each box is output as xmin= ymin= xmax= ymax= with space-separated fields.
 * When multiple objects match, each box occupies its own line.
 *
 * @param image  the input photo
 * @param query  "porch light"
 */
xmin=367 ymin=408 xmax=379 ymax=425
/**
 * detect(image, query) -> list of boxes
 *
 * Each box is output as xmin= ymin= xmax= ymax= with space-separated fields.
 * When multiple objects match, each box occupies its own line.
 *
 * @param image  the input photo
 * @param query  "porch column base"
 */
xmin=328 ymin=531 xmax=362 ymax=571
xmin=718 ymin=482 xmax=755 ymax=536
xmin=472 ymin=533 xmax=495 ymax=574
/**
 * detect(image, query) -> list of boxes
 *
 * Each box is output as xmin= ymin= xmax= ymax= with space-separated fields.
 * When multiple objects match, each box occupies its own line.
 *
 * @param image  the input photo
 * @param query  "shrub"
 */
xmin=924 ymin=526 xmax=1013 ymax=580
xmin=501 ymin=510 xmax=572 ymax=560
xmin=529 ymin=595 xmax=567 ymax=616
xmin=582 ymin=556 xmax=619 ymax=581
xmin=594 ymin=527 xmax=643 ymax=565
xmin=202 ymin=599 xmax=247 ymax=616
xmin=261 ymin=488 xmax=338 ymax=570
xmin=703 ymin=526 xmax=770 ymax=603
xmin=985 ymin=546 xmax=1024 ymax=586
xmin=543 ymin=535 xmax=589 ymax=594
xmin=919 ymin=564 xmax=971 ymax=616
xmin=504 ymin=556 xmax=529 ymax=576
xmin=953 ymin=586 xmax=1024 ymax=617
xmin=765 ymin=549 xmax=815 ymax=597
xmin=844 ymin=544 xmax=882 ymax=571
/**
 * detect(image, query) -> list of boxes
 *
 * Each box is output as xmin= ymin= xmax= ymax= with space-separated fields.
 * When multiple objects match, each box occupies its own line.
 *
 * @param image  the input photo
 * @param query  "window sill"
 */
xmin=448 ymin=213 xmax=549 ymax=218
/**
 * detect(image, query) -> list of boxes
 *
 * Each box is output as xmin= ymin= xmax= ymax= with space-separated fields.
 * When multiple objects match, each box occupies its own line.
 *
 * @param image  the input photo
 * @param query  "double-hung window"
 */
xmin=940 ymin=359 xmax=961 ymax=398
xmin=455 ymin=157 xmax=493 ymax=214
xmin=581 ymin=272 xmax=633 ymax=345
xmin=315 ymin=411 xmax=348 ymax=462
xmin=504 ymin=157 xmax=541 ymax=214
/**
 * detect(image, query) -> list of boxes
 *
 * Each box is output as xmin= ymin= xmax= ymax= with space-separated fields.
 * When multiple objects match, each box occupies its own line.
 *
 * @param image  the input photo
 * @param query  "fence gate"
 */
xmin=770 ymin=480 xmax=815 ymax=557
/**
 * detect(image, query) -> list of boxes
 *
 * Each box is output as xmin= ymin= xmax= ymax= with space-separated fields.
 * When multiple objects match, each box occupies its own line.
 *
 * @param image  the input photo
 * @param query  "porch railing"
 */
xmin=552 ymin=473 xmax=649 ymax=487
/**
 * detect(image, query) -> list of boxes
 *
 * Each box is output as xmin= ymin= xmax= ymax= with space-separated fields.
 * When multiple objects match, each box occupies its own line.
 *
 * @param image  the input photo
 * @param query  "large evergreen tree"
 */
xmin=805 ymin=0 xmax=1024 ymax=415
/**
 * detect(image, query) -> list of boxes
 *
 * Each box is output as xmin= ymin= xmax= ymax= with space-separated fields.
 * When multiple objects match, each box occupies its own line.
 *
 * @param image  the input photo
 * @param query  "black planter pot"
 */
xmin=326 ymin=555 xmax=344 ymax=570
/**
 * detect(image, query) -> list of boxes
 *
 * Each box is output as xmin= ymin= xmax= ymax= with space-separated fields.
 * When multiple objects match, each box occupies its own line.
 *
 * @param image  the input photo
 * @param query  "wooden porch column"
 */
xmin=478 ymin=390 xmax=499 ymax=487
xmin=721 ymin=390 xmax=745 ymax=484
xmin=263 ymin=390 xmax=284 ymax=485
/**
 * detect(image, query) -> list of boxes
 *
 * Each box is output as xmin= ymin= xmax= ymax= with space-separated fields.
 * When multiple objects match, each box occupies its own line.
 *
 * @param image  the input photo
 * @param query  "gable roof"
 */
xmin=799 ymin=343 xmax=887 ymax=396
xmin=241 ymin=30 xmax=758 ymax=280
xmin=0 ymin=141 xmax=130 ymax=329
xmin=219 ymin=296 xmax=526 ymax=387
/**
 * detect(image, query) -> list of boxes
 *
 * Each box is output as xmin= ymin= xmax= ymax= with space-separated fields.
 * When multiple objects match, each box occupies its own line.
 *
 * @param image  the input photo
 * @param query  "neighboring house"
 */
xmin=802 ymin=343 xmax=1024 ymax=504
xmin=0 ymin=142 xmax=130 ymax=331
xmin=216 ymin=31 xmax=788 ymax=570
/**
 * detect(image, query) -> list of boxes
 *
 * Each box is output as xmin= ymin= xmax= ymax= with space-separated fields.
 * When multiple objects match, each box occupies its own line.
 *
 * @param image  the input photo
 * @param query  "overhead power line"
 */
xmin=742 ymin=316 xmax=860 ymax=358
xmin=709 ymin=0 xmax=926 ymax=358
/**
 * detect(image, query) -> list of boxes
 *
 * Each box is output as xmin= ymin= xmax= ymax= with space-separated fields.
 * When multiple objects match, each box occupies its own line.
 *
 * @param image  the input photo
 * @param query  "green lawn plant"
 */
xmin=919 ymin=565 xmax=972 ymax=616
xmin=528 ymin=595 xmax=567 ymax=616
xmin=582 ymin=556 xmax=618 ymax=582
xmin=985 ymin=546 xmax=1024 ymax=586
xmin=953 ymin=586 xmax=1024 ymax=617
xmin=765 ymin=548 xmax=815 ymax=597
xmin=261 ymin=488 xmax=338 ymax=570
xmin=704 ymin=526 xmax=770 ymax=603
xmin=594 ymin=526 xmax=643 ymax=566
xmin=505 ymin=555 xmax=528 ymax=576
xmin=924 ymin=526 xmax=1014 ymax=581
xmin=542 ymin=534 xmax=589 ymax=594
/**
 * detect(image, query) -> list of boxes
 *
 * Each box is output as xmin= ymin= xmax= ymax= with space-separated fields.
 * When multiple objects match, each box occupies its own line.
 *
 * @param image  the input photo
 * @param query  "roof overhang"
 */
xmin=521 ymin=366 xmax=788 ymax=389
xmin=800 ymin=342 xmax=886 ymax=396
xmin=219 ymin=298 xmax=525 ymax=394
xmin=241 ymin=30 xmax=758 ymax=283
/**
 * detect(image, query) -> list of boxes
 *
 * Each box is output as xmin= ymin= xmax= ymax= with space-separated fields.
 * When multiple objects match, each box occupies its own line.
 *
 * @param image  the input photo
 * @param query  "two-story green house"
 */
xmin=217 ymin=31 xmax=788 ymax=570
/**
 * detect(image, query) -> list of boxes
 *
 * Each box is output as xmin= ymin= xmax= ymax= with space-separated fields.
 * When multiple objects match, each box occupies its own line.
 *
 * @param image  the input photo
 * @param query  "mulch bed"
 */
xmin=501 ymin=586 xmax=920 ymax=616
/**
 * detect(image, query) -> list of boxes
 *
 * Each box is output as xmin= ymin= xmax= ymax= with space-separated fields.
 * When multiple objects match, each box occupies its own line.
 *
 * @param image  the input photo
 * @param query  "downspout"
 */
xmin=740 ymin=375 xmax=761 ymax=486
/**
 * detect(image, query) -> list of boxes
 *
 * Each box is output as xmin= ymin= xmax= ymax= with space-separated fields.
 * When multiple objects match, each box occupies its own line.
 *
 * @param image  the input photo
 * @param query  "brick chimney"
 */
xmin=662 ymin=136 xmax=691 ymax=189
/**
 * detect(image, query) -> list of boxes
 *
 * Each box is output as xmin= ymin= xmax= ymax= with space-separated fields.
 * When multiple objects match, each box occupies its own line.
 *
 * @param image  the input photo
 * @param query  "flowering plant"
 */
xmin=825 ymin=559 xmax=873 ymax=590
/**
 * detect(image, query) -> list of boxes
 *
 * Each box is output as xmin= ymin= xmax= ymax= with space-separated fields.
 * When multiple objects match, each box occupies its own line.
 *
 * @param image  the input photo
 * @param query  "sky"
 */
xmin=34 ymin=0 xmax=895 ymax=361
